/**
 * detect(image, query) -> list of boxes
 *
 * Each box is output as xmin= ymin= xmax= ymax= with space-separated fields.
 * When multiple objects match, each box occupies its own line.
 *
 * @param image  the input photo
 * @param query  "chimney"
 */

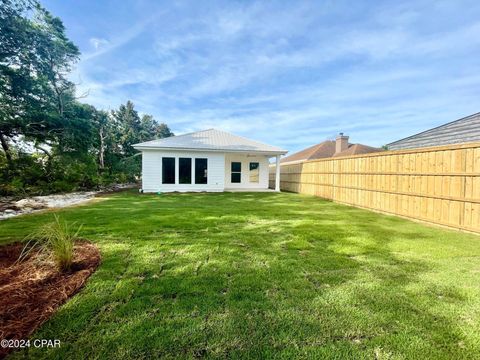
xmin=335 ymin=133 xmax=349 ymax=154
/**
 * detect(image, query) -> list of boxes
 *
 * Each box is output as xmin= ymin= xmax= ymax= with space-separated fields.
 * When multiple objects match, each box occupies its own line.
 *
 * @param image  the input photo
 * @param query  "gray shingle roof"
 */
xmin=387 ymin=112 xmax=480 ymax=150
xmin=133 ymin=129 xmax=287 ymax=154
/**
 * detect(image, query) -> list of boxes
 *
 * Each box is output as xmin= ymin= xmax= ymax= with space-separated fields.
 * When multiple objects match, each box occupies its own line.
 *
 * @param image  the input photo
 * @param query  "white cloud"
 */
xmin=82 ymin=13 xmax=161 ymax=61
xmin=89 ymin=37 xmax=109 ymax=50
xmin=70 ymin=0 xmax=480 ymax=153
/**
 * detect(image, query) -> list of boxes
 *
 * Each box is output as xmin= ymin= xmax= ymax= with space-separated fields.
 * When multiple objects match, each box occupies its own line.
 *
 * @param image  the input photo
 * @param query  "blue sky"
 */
xmin=44 ymin=0 xmax=480 ymax=153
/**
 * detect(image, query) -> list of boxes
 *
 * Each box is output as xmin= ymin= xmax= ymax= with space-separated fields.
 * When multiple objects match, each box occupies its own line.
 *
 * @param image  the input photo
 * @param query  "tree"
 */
xmin=111 ymin=101 xmax=142 ymax=157
xmin=112 ymin=102 xmax=174 ymax=154
xmin=0 ymin=0 xmax=42 ymax=163
xmin=0 ymin=0 xmax=79 ymax=164
xmin=0 ymin=2 xmax=176 ymax=195
xmin=35 ymin=9 xmax=79 ymax=118
xmin=94 ymin=110 xmax=110 ymax=170
xmin=109 ymin=101 xmax=174 ymax=178
xmin=140 ymin=114 xmax=174 ymax=141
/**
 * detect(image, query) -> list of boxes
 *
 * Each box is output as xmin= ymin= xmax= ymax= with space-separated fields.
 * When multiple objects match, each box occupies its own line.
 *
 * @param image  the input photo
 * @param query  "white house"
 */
xmin=133 ymin=129 xmax=287 ymax=192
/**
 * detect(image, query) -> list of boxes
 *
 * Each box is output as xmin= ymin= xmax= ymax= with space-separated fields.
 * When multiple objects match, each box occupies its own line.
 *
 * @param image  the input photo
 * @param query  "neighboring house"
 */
xmin=133 ymin=129 xmax=287 ymax=192
xmin=281 ymin=133 xmax=381 ymax=164
xmin=387 ymin=112 xmax=480 ymax=150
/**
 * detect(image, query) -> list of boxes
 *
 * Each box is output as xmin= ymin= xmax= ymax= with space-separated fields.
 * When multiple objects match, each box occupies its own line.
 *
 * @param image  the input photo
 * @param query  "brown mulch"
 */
xmin=0 ymin=241 xmax=101 ymax=358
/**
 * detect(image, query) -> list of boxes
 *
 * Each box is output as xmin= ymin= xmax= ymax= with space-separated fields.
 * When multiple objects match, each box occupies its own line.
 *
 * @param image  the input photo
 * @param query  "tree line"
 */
xmin=0 ymin=0 xmax=173 ymax=196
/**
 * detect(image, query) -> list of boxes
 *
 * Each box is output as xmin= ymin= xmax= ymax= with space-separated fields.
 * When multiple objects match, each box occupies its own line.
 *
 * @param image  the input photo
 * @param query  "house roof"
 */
xmin=332 ymin=143 xmax=382 ymax=157
xmin=280 ymin=141 xmax=337 ymax=163
xmin=387 ymin=112 xmax=480 ymax=150
xmin=133 ymin=128 xmax=288 ymax=155
xmin=281 ymin=140 xmax=382 ymax=163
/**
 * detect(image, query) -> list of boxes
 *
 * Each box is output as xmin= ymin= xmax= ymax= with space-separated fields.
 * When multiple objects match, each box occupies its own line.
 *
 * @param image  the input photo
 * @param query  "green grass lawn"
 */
xmin=1 ymin=191 xmax=480 ymax=359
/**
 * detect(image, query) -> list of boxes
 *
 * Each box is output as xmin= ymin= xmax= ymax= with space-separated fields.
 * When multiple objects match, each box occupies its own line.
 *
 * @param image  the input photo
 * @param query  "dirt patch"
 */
xmin=0 ymin=241 xmax=101 ymax=358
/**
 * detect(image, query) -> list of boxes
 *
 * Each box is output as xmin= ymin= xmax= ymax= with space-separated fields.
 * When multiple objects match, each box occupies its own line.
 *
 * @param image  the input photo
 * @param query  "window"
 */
xmin=249 ymin=162 xmax=259 ymax=183
xmin=195 ymin=158 xmax=208 ymax=184
xmin=162 ymin=157 xmax=175 ymax=184
xmin=179 ymin=158 xmax=192 ymax=184
xmin=231 ymin=162 xmax=241 ymax=183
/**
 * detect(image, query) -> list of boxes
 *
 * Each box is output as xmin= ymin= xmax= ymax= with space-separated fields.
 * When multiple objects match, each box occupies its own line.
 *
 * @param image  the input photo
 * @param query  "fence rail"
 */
xmin=269 ymin=142 xmax=480 ymax=233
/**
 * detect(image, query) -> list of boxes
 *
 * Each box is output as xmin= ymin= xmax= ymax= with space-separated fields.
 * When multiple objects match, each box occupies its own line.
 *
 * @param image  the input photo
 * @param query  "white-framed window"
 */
xmin=162 ymin=157 xmax=175 ymax=184
xmin=179 ymin=158 xmax=192 ymax=184
xmin=195 ymin=158 xmax=208 ymax=184
xmin=231 ymin=162 xmax=241 ymax=183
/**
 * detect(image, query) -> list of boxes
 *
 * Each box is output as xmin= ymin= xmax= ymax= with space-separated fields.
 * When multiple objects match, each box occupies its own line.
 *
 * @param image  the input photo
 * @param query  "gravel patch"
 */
xmin=0 ymin=184 xmax=137 ymax=220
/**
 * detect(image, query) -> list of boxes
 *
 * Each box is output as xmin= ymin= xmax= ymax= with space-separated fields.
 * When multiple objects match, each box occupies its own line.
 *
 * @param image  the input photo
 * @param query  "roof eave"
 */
xmin=133 ymin=145 xmax=287 ymax=155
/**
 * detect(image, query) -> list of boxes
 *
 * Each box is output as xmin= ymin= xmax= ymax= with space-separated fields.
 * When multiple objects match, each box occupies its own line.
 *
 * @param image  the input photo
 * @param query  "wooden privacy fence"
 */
xmin=269 ymin=142 xmax=480 ymax=233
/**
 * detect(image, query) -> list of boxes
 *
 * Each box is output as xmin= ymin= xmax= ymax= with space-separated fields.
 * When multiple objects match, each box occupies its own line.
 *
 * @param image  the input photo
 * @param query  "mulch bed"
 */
xmin=0 ymin=241 xmax=101 ymax=358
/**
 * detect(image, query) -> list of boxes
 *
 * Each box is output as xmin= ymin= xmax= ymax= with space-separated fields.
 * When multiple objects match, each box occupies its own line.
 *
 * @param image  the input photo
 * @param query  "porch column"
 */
xmin=275 ymin=154 xmax=281 ymax=192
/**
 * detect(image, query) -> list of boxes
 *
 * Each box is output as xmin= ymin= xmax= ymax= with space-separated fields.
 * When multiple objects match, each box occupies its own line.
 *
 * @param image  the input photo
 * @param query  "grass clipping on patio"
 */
xmin=0 ymin=216 xmax=101 ymax=358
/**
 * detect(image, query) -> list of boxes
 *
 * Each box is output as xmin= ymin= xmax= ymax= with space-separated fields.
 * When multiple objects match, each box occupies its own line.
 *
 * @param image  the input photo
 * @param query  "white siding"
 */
xmin=141 ymin=150 xmax=225 ymax=192
xmin=224 ymin=154 xmax=270 ymax=190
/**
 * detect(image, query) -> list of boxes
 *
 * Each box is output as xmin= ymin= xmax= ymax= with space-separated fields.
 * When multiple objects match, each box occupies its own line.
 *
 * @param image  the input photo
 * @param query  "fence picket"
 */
xmin=270 ymin=142 xmax=480 ymax=233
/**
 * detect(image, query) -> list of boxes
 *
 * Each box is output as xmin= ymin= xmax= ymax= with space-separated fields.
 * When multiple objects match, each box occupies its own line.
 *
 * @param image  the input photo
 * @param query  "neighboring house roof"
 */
xmin=387 ymin=112 xmax=480 ymax=150
xmin=281 ymin=141 xmax=336 ymax=163
xmin=133 ymin=128 xmax=288 ymax=155
xmin=281 ymin=140 xmax=381 ymax=163
xmin=332 ymin=143 xmax=382 ymax=157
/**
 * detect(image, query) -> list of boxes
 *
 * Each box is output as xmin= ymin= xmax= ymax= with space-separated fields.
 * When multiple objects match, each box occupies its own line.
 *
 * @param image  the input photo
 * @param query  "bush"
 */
xmin=50 ymin=153 xmax=100 ymax=191
xmin=20 ymin=215 xmax=82 ymax=271
xmin=0 ymin=149 xmax=137 ymax=197
xmin=0 ymin=154 xmax=48 ymax=196
xmin=50 ymin=179 xmax=76 ymax=193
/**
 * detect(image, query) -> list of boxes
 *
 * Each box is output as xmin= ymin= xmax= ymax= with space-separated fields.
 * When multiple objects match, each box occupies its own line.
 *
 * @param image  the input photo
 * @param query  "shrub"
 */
xmin=50 ymin=179 xmax=76 ymax=193
xmin=49 ymin=154 xmax=100 ymax=191
xmin=20 ymin=215 xmax=82 ymax=271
